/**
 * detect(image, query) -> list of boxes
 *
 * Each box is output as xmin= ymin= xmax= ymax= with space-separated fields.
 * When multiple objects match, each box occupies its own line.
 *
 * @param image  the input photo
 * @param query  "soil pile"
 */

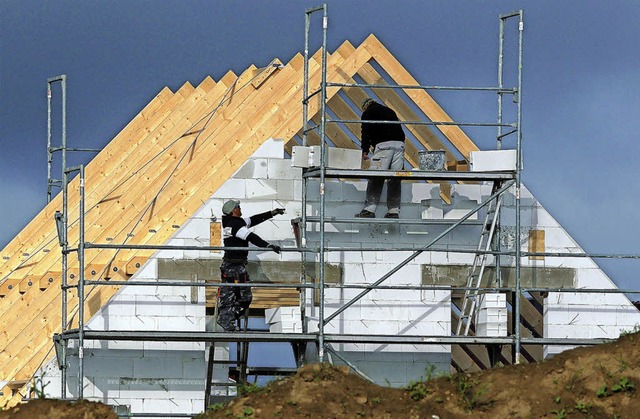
xmin=0 ymin=399 xmax=117 ymax=418
xmin=199 ymin=332 xmax=640 ymax=418
xmin=2 ymin=332 xmax=640 ymax=418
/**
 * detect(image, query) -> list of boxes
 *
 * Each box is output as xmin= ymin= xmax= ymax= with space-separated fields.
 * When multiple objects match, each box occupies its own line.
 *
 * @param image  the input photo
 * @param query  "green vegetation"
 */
xmin=238 ymin=382 xmax=263 ymax=396
xmin=205 ymin=402 xmax=226 ymax=411
xmin=33 ymin=374 xmax=49 ymax=399
xmin=551 ymin=407 xmax=567 ymax=419
xmin=455 ymin=374 xmax=488 ymax=411
xmin=404 ymin=364 xmax=442 ymax=401
xmin=406 ymin=380 xmax=430 ymax=401
xmin=612 ymin=376 xmax=635 ymax=393
xmin=565 ymin=368 xmax=584 ymax=393
xmin=574 ymin=400 xmax=591 ymax=414
xmin=619 ymin=324 xmax=640 ymax=336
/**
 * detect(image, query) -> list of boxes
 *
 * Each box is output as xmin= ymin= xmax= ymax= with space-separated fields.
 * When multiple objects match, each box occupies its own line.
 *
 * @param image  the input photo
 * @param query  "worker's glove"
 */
xmin=268 ymin=244 xmax=281 ymax=254
xmin=271 ymin=208 xmax=286 ymax=216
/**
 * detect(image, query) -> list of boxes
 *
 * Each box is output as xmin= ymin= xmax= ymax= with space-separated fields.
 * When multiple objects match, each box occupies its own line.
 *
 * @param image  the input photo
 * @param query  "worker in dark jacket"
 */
xmin=355 ymin=98 xmax=406 ymax=219
xmin=218 ymin=200 xmax=285 ymax=331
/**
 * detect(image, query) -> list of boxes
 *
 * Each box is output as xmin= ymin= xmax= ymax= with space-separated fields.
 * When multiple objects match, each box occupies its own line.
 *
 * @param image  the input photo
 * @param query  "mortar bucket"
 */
xmin=418 ymin=150 xmax=446 ymax=171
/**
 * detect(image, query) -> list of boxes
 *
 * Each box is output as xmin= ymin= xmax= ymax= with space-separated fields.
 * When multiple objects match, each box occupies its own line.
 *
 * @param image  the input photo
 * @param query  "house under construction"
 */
xmin=1 ymin=7 xmax=639 ymax=417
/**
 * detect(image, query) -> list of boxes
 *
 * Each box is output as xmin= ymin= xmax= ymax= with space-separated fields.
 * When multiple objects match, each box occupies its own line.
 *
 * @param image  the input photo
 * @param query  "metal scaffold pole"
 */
xmin=48 ymin=75 xmax=69 ymax=398
xmin=304 ymin=2 xmax=329 ymax=363
xmin=47 ymin=75 xmax=67 ymax=204
xmin=77 ymin=165 xmax=86 ymax=398
xmin=514 ymin=10 xmax=525 ymax=365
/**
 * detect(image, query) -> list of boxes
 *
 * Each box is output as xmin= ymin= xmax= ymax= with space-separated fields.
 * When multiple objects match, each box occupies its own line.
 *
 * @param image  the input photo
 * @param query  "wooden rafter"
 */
xmin=0 ymin=35 xmax=490 ymax=408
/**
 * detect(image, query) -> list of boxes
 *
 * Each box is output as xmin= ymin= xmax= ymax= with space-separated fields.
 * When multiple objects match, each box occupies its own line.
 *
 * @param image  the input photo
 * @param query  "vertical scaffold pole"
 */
xmin=498 ymin=10 xmax=524 ymax=364
xmin=60 ymin=169 xmax=68 ymax=399
xmin=317 ymin=3 xmax=329 ymax=362
xmin=78 ymin=165 xmax=86 ymax=397
xmin=48 ymin=74 xmax=69 ymax=397
xmin=301 ymin=5 xmax=313 ymax=341
xmin=495 ymin=15 xmax=506 ymax=291
xmin=514 ymin=10 xmax=525 ymax=365
xmin=47 ymin=75 xmax=67 ymax=203
xmin=303 ymin=3 xmax=329 ymax=363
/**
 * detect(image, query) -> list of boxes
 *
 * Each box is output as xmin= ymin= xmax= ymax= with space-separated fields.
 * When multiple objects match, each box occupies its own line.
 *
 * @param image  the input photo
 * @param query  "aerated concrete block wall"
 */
xmin=491 ymin=185 xmax=640 ymax=356
xmin=303 ymin=159 xmax=640 ymax=364
xmin=43 ymin=139 xmax=640 ymax=414
xmin=214 ymin=139 xmax=640 ymax=381
xmin=38 ymin=256 xmax=212 ymax=416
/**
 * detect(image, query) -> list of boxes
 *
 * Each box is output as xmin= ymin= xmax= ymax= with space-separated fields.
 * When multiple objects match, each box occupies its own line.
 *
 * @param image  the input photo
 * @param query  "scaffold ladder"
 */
xmin=204 ymin=287 xmax=250 ymax=408
xmin=455 ymin=182 xmax=503 ymax=336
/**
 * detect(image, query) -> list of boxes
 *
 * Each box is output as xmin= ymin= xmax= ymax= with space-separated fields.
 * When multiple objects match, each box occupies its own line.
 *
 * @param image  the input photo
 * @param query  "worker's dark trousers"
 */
xmin=218 ymin=261 xmax=252 ymax=328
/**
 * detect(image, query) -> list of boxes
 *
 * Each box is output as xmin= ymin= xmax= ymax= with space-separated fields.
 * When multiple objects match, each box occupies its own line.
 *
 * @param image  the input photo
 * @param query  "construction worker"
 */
xmin=217 ymin=200 xmax=285 ymax=331
xmin=355 ymin=97 xmax=406 ymax=219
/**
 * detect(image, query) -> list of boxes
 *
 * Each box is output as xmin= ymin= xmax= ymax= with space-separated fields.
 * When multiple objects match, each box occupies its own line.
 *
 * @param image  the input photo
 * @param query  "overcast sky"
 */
xmin=1 ymin=1 xmax=639 ymax=292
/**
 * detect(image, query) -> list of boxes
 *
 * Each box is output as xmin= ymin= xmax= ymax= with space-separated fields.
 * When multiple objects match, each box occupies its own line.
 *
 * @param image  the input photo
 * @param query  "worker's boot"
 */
xmin=355 ymin=209 xmax=375 ymax=218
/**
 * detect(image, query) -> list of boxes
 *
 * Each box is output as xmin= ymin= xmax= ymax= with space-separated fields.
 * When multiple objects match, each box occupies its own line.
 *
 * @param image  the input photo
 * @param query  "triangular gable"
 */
xmin=0 ymin=34 xmax=479 ymax=407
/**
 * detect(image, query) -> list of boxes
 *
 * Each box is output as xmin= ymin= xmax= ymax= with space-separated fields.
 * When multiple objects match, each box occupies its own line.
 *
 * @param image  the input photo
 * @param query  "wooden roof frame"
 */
xmin=0 ymin=34 xmax=482 ymax=407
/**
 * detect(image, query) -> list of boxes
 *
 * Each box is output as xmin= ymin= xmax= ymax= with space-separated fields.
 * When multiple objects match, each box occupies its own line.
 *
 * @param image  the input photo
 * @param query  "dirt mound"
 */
xmin=199 ymin=332 xmax=640 ymax=418
xmin=3 ymin=332 xmax=640 ymax=418
xmin=0 ymin=399 xmax=117 ymax=418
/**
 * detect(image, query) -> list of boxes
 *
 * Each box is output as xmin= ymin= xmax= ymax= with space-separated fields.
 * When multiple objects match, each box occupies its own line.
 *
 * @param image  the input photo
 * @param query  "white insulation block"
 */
xmin=470 ymin=149 xmax=517 ymax=172
xmin=476 ymin=293 xmax=508 ymax=337
xmin=265 ymin=306 xmax=301 ymax=324
xmin=269 ymin=320 xmax=302 ymax=333
xmin=291 ymin=146 xmax=311 ymax=168
xmin=308 ymin=146 xmax=362 ymax=169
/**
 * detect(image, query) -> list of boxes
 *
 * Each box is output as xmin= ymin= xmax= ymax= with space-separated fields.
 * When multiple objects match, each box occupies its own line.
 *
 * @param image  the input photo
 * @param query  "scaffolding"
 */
xmin=41 ymin=4 xmax=640 ymax=417
xmin=299 ymin=5 xmax=528 ymax=363
xmin=46 ymin=75 xmax=100 ymax=203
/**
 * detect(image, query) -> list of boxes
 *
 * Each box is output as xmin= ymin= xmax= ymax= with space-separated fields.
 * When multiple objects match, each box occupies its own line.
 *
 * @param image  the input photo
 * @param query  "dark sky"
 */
xmin=2 ymin=1 xmax=640 ymax=291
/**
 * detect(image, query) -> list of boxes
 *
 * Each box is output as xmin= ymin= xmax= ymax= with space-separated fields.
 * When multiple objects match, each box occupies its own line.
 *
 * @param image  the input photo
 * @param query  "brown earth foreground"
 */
xmin=2 ymin=332 xmax=640 ymax=418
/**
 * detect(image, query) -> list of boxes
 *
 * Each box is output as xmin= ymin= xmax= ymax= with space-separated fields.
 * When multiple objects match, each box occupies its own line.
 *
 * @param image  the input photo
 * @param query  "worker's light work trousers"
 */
xmin=363 ymin=141 xmax=405 ymax=214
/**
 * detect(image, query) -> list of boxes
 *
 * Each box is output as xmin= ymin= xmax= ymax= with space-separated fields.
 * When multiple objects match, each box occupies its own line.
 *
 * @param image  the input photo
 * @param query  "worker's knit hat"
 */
xmin=222 ymin=200 xmax=240 ymax=215
xmin=361 ymin=97 xmax=375 ymax=110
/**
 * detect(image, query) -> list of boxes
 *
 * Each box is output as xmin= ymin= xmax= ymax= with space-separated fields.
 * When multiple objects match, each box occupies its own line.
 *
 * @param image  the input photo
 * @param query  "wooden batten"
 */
xmin=18 ymin=275 xmax=39 ymax=294
xmin=451 ymin=345 xmax=482 ymax=373
xmin=528 ymin=230 xmax=545 ymax=261
xmin=0 ymin=279 xmax=19 ymax=297
xmin=205 ymin=285 xmax=300 ymax=310
xmin=197 ymin=76 xmax=217 ymax=92
xmin=126 ymin=256 xmax=149 ymax=275
xmin=210 ymin=222 xmax=222 ymax=254
xmin=38 ymin=273 xmax=59 ymax=290
xmin=251 ymin=59 xmax=283 ymax=89
xmin=447 ymin=160 xmax=469 ymax=172
xmin=85 ymin=264 xmax=107 ymax=279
